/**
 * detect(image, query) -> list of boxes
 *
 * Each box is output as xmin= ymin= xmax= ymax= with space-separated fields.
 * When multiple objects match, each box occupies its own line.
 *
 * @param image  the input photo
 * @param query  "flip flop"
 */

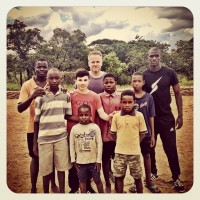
xmin=145 ymin=184 xmax=161 ymax=193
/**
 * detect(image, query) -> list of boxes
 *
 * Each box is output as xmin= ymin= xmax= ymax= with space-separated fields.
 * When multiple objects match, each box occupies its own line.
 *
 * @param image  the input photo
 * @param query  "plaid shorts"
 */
xmin=113 ymin=153 xmax=142 ymax=179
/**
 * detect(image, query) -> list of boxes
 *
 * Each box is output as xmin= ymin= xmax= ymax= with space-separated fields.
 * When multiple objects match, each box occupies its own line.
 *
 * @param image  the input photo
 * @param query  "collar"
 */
xmin=120 ymin=108 xmax=136 ymax=116
xmin=103 ymin=91 xmax=119 ymax=97
xmin=45 ymin=85 xmax=62 ymax=96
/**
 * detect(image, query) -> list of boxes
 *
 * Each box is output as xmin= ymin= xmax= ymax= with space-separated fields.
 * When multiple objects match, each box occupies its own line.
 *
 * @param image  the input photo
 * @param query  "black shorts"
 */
xmin=27 ymin=133 xmax=38 ymax=159
xmin=140 ymin=137 xmax=151 ymax=155
xmin=102 ymin=141 xmax=116 ymax=162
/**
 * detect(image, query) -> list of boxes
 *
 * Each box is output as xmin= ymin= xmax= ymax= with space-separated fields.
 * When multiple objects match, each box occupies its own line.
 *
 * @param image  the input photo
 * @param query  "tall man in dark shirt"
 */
xmin=143 ymin=47 xmax=185 ymax=193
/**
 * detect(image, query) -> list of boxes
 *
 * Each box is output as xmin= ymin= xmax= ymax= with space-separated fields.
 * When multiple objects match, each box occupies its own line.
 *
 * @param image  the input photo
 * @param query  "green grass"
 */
xmin=7 ymin=83 xmax=21 ymax=91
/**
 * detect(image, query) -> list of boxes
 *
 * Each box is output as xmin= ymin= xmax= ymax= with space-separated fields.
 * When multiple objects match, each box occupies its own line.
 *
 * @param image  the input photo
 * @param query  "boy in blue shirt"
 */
xmin=129 ymin=72 xmax=161 ymax=193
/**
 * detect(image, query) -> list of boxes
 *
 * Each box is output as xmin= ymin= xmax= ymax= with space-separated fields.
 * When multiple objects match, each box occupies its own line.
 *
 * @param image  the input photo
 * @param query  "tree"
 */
xmin=7 ymin=19 xmax=45 ymax=80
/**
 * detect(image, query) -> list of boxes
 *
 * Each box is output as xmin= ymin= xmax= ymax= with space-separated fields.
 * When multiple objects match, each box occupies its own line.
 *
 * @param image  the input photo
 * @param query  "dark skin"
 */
xmin=71 ymin=107 xmax=103 ymax=193
xmin=148 ymin=48 xmax=183 ymax=129
xmin=17 ymin=61 xmax=59 ymax=193
xmin=33 ymin=69 xmax=65 ymax=193
xmin=18 ymin=61 xmax=48 ymax=113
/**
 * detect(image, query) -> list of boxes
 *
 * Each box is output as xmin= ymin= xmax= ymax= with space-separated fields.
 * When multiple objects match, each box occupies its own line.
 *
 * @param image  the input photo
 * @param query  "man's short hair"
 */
xmin=121 ymin=90 xmax=135 ymax=101
xmin=132 ymin=71 xmax=144 ymax=80
xmin=88 ymin=50 xmax=102 ymax=60
xmin=47 ymin=68 xmax=61 ymax=77
xmin=75 ymin=68 xmax=89 ymax=79
xmin=103 ymin=73 xmax=117 ymax=82
xmin=34 ymin=58 xmax=48 ymax=67
xmin=78 ymin=104 xmax=91 ymax=113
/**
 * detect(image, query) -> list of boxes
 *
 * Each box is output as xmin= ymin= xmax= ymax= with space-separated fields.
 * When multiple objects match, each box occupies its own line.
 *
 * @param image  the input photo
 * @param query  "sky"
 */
xmin=7 ymin=6 xmax=193 ymax=49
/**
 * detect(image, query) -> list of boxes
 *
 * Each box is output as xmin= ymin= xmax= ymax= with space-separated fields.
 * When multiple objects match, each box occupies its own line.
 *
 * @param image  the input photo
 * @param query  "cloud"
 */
xmin=17 ymin=13 xmax=52 ymax=27
xmin=82 ymin=20 xmax=129 ymax=37
xmin=154 ymin=7 xmax=193 ymax=32
xmin=132 ymin=23 xmax=151 ymax=33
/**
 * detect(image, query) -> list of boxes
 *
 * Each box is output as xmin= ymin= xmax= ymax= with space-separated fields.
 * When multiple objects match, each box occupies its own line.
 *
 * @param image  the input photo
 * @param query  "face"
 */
xmin=47 ymin=71 xmax=61 ymax=91
xmin=131 ymin=75 xmax=145 ymax=92
xmin=121 ymin=95 xmax=135 ymax=113
xmin=88 ymin=54 xmax=102 ymax=73
xmin=103 ymin=77 xmax=116 ymax=94
xmin=78 ymin=107 xmax=91 ymax=125
xmin=34 ymin=61 xmax=48 ymax=77
xmin=76 ymin=76 xmax=90 ymax=92
xmin=148 ymin=49 xmax=161 ymax=68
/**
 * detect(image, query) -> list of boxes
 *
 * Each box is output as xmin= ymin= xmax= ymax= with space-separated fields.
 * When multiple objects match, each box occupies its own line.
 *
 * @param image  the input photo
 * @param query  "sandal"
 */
xmin=129 ymin=184 xmax=136 ymax=193
xmin=145 ymin=184 xmax=161 ymax=193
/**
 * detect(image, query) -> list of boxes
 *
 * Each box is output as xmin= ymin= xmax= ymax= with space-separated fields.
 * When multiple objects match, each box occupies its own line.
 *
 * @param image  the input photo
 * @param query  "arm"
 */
xmin=33 ymin=122 xmax=39 ymax=157
xmin=65 ymin=114 xmax=79 ymax=122
xmin=149 ymin=117 xmax=155 ymax=147
xmin=18 ymin=87 xmax=46 ymax=113
xmin=95 ymin=126 xmax=103 ymax=172
xmin=139 ymin=134 xmax=146 ymax=143
xmin=173 ymin=84 xmax=183 ymax=129
xmin=97 ymin=107 xmax=109 ymax=121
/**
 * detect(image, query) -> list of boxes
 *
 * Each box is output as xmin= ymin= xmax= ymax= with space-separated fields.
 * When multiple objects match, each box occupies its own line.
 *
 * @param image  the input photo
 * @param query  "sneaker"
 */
xmin=30 ymin=188 xmax=37 ymax=193
xmin=150 ymin=173 xmax=158 ymax=181
xmin=109 ymin=172 xmax=115 ymax=183
xmin=173 ymin=179 xmax=185 ymax=193
xmin=129 ymin=184 xmax=136 ymax=193
xmin=86 ymin=187 xmax=96 ymax=193
xmin=69 ymin=189 xmax=79 ymax=193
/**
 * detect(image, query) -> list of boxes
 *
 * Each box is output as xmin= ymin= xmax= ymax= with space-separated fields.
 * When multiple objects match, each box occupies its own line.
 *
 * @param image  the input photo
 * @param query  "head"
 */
xmin=34 ymin=58 xmax=49 ymax=78
xmin=131 ymin=72 xmax=145 ymax=92
xmin=75 ymin=68 xmax=90 ymax=92
xmin=78 ymin=104 xmax=92 ymax=125
xmin=148 ymin=47 xmax=161 ymax=71
xmin=120 ymin=90 xmax=135 ymax=113
xmin=47 ymin=68 xmax=61 ymax=92
xmin=88 ymin=50 xmax=103 ymax=74
xmin=103 ymin=73 xmax=117 ymax=94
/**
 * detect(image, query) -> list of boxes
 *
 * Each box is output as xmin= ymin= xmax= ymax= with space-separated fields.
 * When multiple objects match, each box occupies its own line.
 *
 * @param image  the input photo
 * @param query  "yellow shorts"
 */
xmin=39 ymin=138 xmax=72 ymax=176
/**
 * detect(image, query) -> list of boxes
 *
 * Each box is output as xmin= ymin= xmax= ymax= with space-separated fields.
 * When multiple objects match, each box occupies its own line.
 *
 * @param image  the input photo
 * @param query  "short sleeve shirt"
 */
xmin=143 ymin=66 xmax=179 ymax=118
xmin=111 ymin=110 xmax=147 ymax=155
xmin=17 ymin=77 xmax=48 ymax=133
xmin=99 ymin=91 xmax=121 ymax=142
xmin=67 ymin=90 xmax=102 ymax=133
xmin=34 ymin=91 xmax=72 ymax=144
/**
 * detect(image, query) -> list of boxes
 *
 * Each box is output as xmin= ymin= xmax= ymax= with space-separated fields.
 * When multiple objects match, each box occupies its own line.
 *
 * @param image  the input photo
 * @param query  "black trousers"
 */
xmin=150 ymin=117 xmax=181 ymax=181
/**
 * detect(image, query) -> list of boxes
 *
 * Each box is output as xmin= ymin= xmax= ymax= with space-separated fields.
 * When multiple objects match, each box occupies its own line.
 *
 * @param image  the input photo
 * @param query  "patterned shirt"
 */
xmin=70 ymin=123 xmax=103 ymax=164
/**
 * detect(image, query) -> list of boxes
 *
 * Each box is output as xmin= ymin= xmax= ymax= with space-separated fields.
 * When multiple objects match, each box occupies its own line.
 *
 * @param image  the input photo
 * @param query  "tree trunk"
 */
xmin=20 ymin=71 xmax=23 ymax=86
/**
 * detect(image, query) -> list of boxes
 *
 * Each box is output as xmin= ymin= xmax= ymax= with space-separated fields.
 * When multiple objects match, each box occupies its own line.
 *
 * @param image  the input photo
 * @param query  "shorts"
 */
xmin=140 ymin=137 xmax=151 ymax=155
xmin=27 ymin=133 xmax=38 ymax=159
xmin=102 ymin=141 xmax=116 ymax=162
xmin=77 ymin=163 xmax=101 ymax=183
xmin=39 ymin=138 xmax=72 ymax=176
xmin=113 ymin=153 xmax=142 ymax=179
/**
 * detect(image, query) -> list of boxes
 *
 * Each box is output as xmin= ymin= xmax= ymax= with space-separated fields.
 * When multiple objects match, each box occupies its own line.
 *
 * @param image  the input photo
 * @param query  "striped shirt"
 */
xmin=34 ymin=90 xmax=72 ymax=144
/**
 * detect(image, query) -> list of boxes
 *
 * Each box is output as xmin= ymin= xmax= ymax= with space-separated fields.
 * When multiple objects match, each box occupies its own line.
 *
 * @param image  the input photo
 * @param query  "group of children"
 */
xmin=32 ymin=66 xmax=161 ymax=194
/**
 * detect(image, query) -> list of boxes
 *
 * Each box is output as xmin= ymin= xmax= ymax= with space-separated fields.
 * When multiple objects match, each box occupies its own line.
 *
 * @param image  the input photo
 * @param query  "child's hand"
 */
xmin=95 ymin=163 xmax=101 ymax=172
xmin=150 ymin=135 xmax=155 ymax=147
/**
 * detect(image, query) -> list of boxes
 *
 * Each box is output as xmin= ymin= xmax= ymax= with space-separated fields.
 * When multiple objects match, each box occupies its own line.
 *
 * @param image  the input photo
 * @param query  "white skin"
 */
xmin=68 ymin=75 xmax=110 ymax=121
xmin=88 ymin=54 xmax=104 ymax=78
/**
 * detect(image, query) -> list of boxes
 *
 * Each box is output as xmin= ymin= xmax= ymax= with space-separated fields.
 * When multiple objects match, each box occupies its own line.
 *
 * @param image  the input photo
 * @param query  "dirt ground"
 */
xmin=7 ymin=93 xmax=193 ymax=194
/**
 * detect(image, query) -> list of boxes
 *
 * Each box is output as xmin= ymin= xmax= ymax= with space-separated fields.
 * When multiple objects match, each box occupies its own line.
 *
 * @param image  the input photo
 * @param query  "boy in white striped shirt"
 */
xmin=33 ymin=68 xmax=72 ymax=193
